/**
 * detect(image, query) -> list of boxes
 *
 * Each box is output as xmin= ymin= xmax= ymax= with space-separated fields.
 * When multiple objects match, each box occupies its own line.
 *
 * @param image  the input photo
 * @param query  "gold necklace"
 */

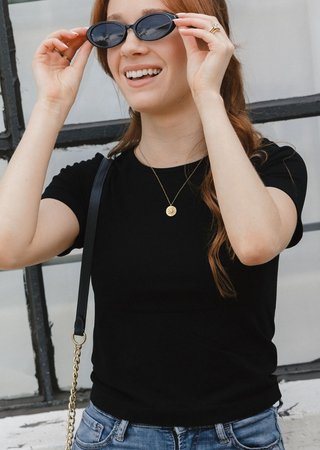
xmin=136 ymin=146 xmax=204 ymax=217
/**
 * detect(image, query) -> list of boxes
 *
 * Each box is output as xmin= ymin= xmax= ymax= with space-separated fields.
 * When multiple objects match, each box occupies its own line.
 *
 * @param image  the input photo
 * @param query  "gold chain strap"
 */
xmin=65 ymin=333 xmax=86 ymax=450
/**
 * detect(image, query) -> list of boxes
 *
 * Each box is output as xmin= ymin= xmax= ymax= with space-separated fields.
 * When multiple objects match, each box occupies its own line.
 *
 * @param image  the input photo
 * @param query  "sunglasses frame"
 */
xmin=87 ymin=12 xmax=177 ymax=49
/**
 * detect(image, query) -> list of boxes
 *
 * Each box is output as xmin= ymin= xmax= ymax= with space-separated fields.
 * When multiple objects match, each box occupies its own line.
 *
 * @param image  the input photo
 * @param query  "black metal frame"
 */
xmin=0 ymin=0 xmax=319 ymax=416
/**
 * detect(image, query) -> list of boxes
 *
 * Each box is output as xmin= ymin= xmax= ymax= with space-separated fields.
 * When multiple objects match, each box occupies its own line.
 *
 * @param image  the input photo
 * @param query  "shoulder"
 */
xmin=43 ymin=153 xmax=105 ymax=197
xmin=251 ymin=140 xmax=307 ymax=196
xmin=251 ymin=140 xmax=307 ymax=177
xmin=41 ymin=153 xmax=110 ymax=254
xmin=42 ymin=152 xmax=107 ymax=224
xmin=251 ymin=140 xmax=307 ymax=247
xmin=59 ymin=152 xmax=105 ymax=183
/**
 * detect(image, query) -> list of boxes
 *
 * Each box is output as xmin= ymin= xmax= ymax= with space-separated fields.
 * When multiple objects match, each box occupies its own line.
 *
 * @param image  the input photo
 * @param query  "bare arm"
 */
xmin=0 ymin=28 xmax=92 ymax=269
xmin=199 ymin=98 xmax=297 ymax=265
xmin=176 ymin=14 xmax=298 ymax=265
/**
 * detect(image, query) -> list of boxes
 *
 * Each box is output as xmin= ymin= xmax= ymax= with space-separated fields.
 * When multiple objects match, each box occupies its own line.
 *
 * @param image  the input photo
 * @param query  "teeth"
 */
xmin=125 ymin=68 xmax=162 ymax=79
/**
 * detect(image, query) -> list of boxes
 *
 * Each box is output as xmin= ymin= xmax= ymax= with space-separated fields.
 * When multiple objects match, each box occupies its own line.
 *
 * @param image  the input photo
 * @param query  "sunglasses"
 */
xmin=87 ymin=12 xmax=177 ymax=49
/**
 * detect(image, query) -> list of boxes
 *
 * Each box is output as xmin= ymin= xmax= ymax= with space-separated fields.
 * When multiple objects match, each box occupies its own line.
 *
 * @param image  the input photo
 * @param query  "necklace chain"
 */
xmin=136 ymin=146 xmax=203 ymax=217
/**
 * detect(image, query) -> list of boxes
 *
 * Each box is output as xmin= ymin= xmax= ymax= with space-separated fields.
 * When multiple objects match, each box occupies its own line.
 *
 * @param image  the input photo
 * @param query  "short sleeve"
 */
xmin=251 ymin=142 xmax=307 ymax=247
xmin=42 ymin=153 xmax=104 ymax=255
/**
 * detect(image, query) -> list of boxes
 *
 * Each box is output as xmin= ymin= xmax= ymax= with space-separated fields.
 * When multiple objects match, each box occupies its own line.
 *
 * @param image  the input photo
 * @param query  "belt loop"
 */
xmin=115 ymin=419 xmax=129 ymax=442
xmin=215 ymin=423 xmax=229 ymax=444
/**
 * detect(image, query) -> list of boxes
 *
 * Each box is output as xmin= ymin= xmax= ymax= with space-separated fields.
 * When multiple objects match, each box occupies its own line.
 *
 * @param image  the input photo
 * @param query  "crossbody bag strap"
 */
xmin=66 ymin=156 xmax=113 ymax=450
xmin=74 ymin=156 xmax=113 ymax=337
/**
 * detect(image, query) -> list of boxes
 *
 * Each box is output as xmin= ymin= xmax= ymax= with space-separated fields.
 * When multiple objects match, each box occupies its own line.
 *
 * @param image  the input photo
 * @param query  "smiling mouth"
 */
xmin=125 ymin=68 xmax=162 ymax=80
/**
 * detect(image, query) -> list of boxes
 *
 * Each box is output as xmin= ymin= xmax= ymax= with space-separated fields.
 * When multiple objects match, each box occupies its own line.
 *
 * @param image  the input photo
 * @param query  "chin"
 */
xmin=128 ymin=94 xmax=192 ymax=117
xmin=124 ymin=97 xmax=165 ymax=115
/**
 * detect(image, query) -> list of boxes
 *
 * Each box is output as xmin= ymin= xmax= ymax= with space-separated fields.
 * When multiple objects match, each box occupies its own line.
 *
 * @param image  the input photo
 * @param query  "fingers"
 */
xmin=71 ymin=40 xmax=93 ymax=73
xmin=175 ymin=14 xmax=226 ymax=37
xmin=44 ymin=27 xmax=87 ymax=42
xmin=175 ymin=14 xmax=234 ymax=56
xmin=175 ymin=12 xmax=223 ymax=28
xmin=174 ymin=13 xmax=229 ymax=44
xmin=177 ymin=33 xmax=199 ymax=58
xmin=178 ymin=26 xmax=227 ymax=47
xmin=35 ymin=28 xmax=91 ymax=64
xmin=173 ymin=13 xmax=235 ymax=97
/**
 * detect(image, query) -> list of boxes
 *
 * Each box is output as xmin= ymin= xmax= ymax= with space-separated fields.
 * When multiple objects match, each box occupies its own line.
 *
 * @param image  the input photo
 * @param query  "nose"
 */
xmin=120 ymin=29 xmax=149 ymax=57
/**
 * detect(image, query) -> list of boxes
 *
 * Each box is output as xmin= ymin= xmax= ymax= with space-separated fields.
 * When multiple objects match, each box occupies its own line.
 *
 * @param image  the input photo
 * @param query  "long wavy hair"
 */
xmin=91 ymin=0 xmax=264 ymax=297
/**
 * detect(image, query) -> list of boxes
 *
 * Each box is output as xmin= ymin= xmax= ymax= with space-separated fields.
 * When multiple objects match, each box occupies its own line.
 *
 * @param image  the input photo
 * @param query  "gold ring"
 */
xmin=53 ymin=47 xmax=72 ymax=64
xmin=209 ymin=23 xmax=221 ymax=34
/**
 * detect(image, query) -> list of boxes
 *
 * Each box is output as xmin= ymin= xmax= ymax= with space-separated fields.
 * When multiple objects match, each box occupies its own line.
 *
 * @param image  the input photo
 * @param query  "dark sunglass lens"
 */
xmin=136 ymin=14 xmax=173 ymax=41
xmin=89 ymin=23 xmax=124 ymax=48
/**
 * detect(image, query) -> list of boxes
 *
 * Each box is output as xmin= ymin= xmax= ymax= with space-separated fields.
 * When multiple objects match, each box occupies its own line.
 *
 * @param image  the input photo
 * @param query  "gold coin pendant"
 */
xmin=166 ymin=206 xmax=177 ymax=217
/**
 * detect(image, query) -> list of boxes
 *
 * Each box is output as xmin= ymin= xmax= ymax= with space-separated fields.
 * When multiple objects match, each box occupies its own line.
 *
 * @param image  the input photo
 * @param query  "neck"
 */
xmin=137 ymin=105 xmax=207 ymax=168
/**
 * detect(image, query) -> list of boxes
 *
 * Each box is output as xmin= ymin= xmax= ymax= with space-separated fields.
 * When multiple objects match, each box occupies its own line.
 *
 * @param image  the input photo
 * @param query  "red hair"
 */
xmin=91 ymin=0 xmax=263 ymax=297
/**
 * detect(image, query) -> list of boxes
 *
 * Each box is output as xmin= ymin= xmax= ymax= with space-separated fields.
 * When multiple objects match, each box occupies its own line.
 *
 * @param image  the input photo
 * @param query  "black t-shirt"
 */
xmin=43 ymin=142 xmax=307 ymax=426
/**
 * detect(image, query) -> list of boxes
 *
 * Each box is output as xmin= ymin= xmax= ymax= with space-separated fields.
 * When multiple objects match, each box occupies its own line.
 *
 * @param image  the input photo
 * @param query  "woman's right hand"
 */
xmin=0 ymin=29 xmax=93 ymax=270
xmin=32 ymin=28 xmax=93 ymax=113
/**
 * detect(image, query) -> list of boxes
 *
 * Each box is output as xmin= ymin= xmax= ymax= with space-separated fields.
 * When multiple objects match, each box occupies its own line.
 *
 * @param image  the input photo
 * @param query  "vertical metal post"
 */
xmin=24 ymin=265 xmax=60 ymax=401
xmin=0 ymin=0 xmax=25 ymax=159
xmin=0 ymin=0 xmax=59 ymax=401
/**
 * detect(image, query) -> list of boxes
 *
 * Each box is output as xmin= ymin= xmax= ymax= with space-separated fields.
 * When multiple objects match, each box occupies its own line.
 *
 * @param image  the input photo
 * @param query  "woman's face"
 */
xmin=106 ymin=0 xmax=193 ymax=116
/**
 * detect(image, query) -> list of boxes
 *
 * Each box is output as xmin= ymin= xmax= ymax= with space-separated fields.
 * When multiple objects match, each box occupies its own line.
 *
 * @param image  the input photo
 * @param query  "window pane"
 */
xmin=0 ymin=270 xmax=38 ymax=398
xmin=257 ymin=116 xmax=320 ymax=225
xmin=42 ymin=261 xmax=94 ymax=390
xmin=9 ymin=0 xmax=129 ymax=126
xmin=275 ymin=230 xmax=320 ymax=365
xmin=228 ymin=0 xmax=320 ymax=102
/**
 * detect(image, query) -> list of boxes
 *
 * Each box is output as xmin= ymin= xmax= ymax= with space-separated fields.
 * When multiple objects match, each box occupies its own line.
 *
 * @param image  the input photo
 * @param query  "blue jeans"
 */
xmin=72 ymin=402 xmax=285 ymax=450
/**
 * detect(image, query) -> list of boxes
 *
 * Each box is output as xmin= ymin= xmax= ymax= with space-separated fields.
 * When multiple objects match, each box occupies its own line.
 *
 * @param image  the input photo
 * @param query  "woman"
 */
xmin=0 ymin=0 xmax=307 ymax=448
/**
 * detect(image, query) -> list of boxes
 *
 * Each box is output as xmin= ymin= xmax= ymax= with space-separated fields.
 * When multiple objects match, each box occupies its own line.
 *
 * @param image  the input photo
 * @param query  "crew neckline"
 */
xmin=127 ymin=148 xmax=207 ymax=173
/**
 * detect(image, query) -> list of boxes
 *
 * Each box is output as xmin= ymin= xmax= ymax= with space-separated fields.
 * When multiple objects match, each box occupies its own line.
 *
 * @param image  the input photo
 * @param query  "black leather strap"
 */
xmin=74 ymin=157 xmax=113 ymax=336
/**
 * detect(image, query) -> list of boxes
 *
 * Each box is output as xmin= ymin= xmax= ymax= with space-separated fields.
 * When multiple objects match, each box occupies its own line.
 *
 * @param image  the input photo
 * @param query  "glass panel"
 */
xmin=228 ymin=0 xmax=320 ymax=101
xmin=0 ymin=270 xmax=38 ymax=398
xmin=42 ymin=261 xmax=94 ymax=390
xmin=256 ymin=116 xmax=320 ymax=225
xmin=255 ymin=117 xmax=320 ymax=366
xmin=9 ymin=0 xmax=129 ymax=126
xmin=275 ymin=230 xmax=320 ymax=365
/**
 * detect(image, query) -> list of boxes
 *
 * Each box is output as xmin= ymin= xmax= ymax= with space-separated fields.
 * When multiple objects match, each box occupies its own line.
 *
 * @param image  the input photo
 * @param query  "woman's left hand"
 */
xmin=174 ymin=13 xmax=234 ymax=101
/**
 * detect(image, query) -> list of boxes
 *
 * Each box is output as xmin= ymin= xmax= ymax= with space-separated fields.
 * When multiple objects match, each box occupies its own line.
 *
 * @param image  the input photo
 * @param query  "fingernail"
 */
xmin=176 ymin=12 xmax=186 ymax=16
xmin=62 ymin=43 xmax=69 ymax=48
xmin=70 ymin=30 xmax=79 ymax=35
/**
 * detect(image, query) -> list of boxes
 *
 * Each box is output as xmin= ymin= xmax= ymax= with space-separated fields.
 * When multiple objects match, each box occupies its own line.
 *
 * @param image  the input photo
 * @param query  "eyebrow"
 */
xmin=107 ymin=8 xmax=172 ymax=22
